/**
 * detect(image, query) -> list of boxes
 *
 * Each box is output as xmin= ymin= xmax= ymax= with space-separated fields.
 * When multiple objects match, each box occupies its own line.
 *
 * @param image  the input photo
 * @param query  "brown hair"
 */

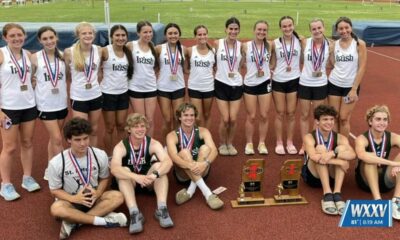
xmin=365 ymin=105 xmax=390 ymax=126
xmin=2 ymin=23 xmax=25 ymax=37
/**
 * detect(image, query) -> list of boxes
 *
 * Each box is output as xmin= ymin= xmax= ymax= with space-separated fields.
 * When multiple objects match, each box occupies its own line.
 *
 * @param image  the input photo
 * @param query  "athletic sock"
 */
xmin=93 ymin=216 xmax=107 ymax=226
xmin=129 ymin=207 xmax=139 ymax=215
xmin=195 ymin=178 xmax=212 ymax=200
xmin=323 ymin=193 xmax=334 ymax=202
xmin=157 ymin=201 xmax=167 ymax=209
xmin=333 ymin=192 xmax=342 ymax=202
xmin=186 ymin=181 xmax=197 ymax=197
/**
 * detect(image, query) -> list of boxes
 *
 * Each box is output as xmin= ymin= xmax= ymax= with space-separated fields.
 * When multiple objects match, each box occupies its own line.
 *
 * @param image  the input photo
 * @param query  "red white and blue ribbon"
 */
xmin=7 ymin=46 xmax=28 ymax=84
xmin=368 ymin=130 xmax=386 ymax=158
xmin=68 ymin=149 xmax=92 ymax=186
xmin=129 ymin=136 xmax=147 ymax=172
xmin=224 ymin=40 xmax=237 ymax=73
xmin=311 ymin=39 xmax=326 ymax=72
xmin=42 ymin=50 xmax=60 ymax=88
xmin=315 ymin=128 xmax=334 ymax=151
xmin=83 ymin=46 xmax=94 ymax=83
xmin=179 ymin=127 xmax=195 ymax=151
xmin=167 ymin=44 xmax=180 ymax=75
xmin=252 ymin=40 xmax=265 ymax=72
xmin=280 ymin=36 xmax=294 ymax=67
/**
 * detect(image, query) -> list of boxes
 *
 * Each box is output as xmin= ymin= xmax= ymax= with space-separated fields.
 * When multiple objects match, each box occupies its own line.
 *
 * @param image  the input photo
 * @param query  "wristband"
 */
xmin=152 ymin=170 xmax=160 ymax=178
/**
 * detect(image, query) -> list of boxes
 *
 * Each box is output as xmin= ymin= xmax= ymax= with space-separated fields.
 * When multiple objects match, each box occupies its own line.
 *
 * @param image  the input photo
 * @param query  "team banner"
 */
xmin=339 ymin=200 xmax=392 ymax=227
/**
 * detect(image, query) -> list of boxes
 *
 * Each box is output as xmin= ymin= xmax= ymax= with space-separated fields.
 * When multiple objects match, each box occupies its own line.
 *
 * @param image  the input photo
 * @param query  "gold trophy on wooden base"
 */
xmin=231 ymin=159 xmax=268 ymax=208
xmin=266 ymin=159 xmax=308 ymax=206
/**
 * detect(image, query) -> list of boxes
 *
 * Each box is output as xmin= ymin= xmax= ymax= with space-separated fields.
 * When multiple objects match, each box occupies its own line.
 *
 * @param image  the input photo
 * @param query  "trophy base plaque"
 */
xmin=231 ymin=196 xmax=268 ymax=208
xmin=265 ymin=195 xmax=308 ymax=206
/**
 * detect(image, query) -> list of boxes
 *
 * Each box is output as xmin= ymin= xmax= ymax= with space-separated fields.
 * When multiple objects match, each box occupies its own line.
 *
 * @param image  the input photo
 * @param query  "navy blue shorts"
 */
xmin=157 ymin=88 xmax=185 ymax=100
xmin=71 ymin=95 xmax=103 ymax=113
xmin=188 ymin=89 xmax=214 ymax=99
xmin=328 ymin=82 xmax=361 ymax=97
xmin=214 ymin=80 xmax=243 ymax=101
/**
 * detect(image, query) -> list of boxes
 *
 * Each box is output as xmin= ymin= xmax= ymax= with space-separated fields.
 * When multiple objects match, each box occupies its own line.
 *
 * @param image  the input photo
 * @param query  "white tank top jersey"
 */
xmin=329 ymin=39 xmax=359 ymax=88
xmin=300 ymin=38 xmax=330 ymax=87
xmin=101 ymin=45 xmax=129 ymax=94
xmin=34 ymin=50 xmax=68 ymax=112
xmin=215 ymin=39 xmax=243 ymax=86
xmin=0 ymin=47 xmax=35 ymax=110
xmin=69 ymin=44 xmax=102 ymax=101
xmin=157 ymin=43 xmax=185 ymax=92
xmin=272 ymin=37 xmax=301 ymax=82
xmin=188 ymin=46 xmax=215 ymax=92
xmin=244 ymin=41 xmax=271 ymax=86
xmin=129 ymin=40 xmax=157 ymax=92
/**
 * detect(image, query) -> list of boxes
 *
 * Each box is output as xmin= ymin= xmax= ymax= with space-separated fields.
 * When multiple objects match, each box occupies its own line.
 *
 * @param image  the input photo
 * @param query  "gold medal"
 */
xmin=51 ymin=88 xmax=59 ymax=94
xmin=20 ymin=85 xmax=28 ymax=91
xmin=286 ymin=66 xmax=291 ymax=72
xmin=85 ymin=83 xmax=92 ymax=89
xmin=257 ymin=70 xmax=264 ymax=77
xmin=170 ymin=74 xmax=178 ymax=81
xmin=228 ymin=72 xmax=235 ymax=78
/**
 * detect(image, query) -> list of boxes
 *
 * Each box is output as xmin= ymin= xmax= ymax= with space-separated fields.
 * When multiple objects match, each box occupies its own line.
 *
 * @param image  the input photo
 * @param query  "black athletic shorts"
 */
xmin=71 ymin=95 xmax=103 ymax=113
xmin=214 ymin=80 xmax=243 ymax=101
xmin=244 ymin=79 xmax=272 ymax=95
xmin=128 ymin=90 xmax=157 ymax=99
xmin=102 ymin=92 xmax=129 ymax=111
xmin=2 ymin=106 xmax=37 ymax=125
xmin=328 ymin=82 xmax=361 ymax=97
xmin=301 ymin=164 xmax=334 ymax=188
xmin=272 ymin=78 xmax=299 ymax=93
xmin=38 ymin=108 xmax=68 ymax=121
xmin=355 ymin=160 xmax=394 ymax=193
xmin=188 ymin=89 xmax=214 ymax=99
xmin=157 ymin=88 xmax=185 ymax=100
xmin=298 ymin=84 xmax=328 ymax=100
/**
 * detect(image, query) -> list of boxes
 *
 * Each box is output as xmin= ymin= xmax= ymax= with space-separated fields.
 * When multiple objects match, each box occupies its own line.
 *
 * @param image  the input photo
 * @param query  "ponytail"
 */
xmin=122 ymin=45 xmax=133 ymax=80
xmin=176 ymin=40 xmax=184 ymax=68
xmin=148 ymin=41 xmax=159 ymax=69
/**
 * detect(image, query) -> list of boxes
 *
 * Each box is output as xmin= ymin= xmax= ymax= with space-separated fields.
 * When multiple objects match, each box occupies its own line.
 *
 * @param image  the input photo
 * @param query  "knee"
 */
xmin=339 ymin=115 xmax=349 ymax=125
xmin=287 ymin=111 xmax=296 ymax=121
xmin=1 ymin=143 xmax=17 ymax=155
xmin=107 ymin=190 xmax=124 ymax=205
xmin=178 ymin=149 xmax=192 ymax=161
xmin=276 ymin=111 xmax=285 ymax=120
xmin=247 ymin=114 xmax=256 ymax=124
xmin=50 ymin=201 xmax=67 ymax=218
xmin=115 ymin=123 xmax=125 ymax=133
xmin=300 ymin=113 xmax=309 ymax=121
xmin=105 ymin=124 xmax=116 ymax=134
xmin=20 ymin=138 xmax=33 ymax=149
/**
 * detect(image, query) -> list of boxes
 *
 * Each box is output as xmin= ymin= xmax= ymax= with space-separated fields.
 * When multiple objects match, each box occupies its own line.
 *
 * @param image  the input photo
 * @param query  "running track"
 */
xmin=0 ymin=44 xmax=399 ymax=240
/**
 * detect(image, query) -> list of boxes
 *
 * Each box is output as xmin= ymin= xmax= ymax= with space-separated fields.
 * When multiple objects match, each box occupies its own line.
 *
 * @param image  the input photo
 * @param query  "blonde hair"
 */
xmin=125 ymin=113 xmax=150 ymax=132
xmin=365 ymin=105 xmax=391 ymax=126
xmin=309 ymin=18 xmax=325 ymax=30
xmin=72 ymin=22 xmax=96 ymax=71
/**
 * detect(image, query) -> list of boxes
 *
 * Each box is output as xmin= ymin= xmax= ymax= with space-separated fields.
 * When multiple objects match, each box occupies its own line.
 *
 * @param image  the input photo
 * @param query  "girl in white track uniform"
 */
xmin=101 ymin=24 xmax=133 ymax=155
xmin=242 ymin=20 xmax=272 ymax=155
xmin=270 ymin=16 xmax=303 ymax=155
xmin=187 ymin=25 xmax=215 ymax=128
xmin=127 ymin=21 xmax=158 ymax=136
xmin=64 ymin=22 xmax=103 ymax=147
xmin=328 ymin=17 xmax=367 ymax=138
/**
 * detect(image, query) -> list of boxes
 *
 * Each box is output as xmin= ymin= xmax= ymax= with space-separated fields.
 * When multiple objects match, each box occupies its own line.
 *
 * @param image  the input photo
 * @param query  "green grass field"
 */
xmin=1 ymin=0 xmax=399 ymax=38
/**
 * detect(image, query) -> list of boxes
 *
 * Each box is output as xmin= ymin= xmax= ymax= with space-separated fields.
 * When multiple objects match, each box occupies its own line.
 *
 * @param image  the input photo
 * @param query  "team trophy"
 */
xmin=231 ymin=159 xmax=268 ymax=208
xmin=266 ymin=159 xmax=308 ymax=206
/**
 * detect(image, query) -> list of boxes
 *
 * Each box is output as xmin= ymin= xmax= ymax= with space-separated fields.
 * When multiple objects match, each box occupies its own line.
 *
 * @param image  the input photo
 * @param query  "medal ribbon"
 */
xmin=223 ymin=40 xmax=237 ymax=73
xmin=311 ymin=40 xmax=326 ymax=72
xmin=251 ymin=40 xmax=265 ymax=72
xmin=42 ymin=50 xmax=60 ymax=88
xmin=315 ymin=128 xmax=334 ymax=151
xmin=83 ymin=47 xmax=94 ymax=83
xmin=280 ymin=36 xmax=294 ymax=67
xmin=68 ymin=149 xmax=92 ymax=186
xmin=167 ymin=44 xmax=179 ymax=75
xmin=7 ymin=46 xmax=28 ymax=85
xmin=129 ymin=136 xmax=147 ymax=172
xmin=368 ymin=130 xmax=386 ymax=158
xmin=179 ymin=127 xmax=195 ymax=151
